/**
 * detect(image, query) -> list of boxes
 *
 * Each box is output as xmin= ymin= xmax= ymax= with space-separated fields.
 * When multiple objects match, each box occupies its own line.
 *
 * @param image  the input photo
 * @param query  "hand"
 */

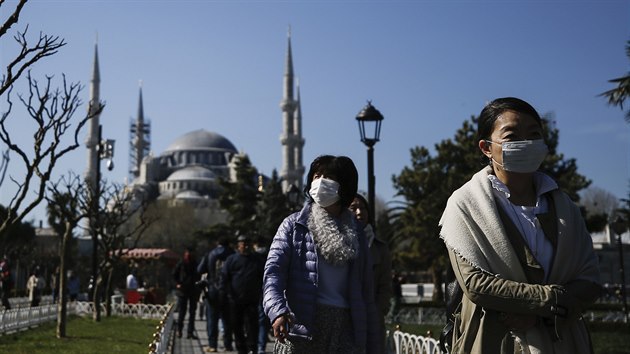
xmin=272 ymin=314 xmax=291 ymax=343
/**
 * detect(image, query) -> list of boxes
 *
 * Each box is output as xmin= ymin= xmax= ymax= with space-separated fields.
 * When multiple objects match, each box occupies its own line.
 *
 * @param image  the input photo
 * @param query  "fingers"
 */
xmin=272 ymin=316 xmax=288 ymax=342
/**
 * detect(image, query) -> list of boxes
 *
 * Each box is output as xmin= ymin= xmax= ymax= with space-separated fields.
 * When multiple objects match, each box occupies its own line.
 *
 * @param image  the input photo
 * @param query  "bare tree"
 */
xmin=90 ymin=182 xmax=156 ymax=320
xmin=581 ymin=186 xmax=621 ymax=218
xmin=45 ymin=173 xmax=86 ymax=338
xmin=0 ymin=1 xmax=102 ymax=239
xmin=47 ymin=173 xmax=156 ymax=324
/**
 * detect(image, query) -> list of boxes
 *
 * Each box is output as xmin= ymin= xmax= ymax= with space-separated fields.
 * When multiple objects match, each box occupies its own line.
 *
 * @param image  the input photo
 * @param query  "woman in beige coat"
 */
xmin=440 ymin=97 xmax=601 ymax=354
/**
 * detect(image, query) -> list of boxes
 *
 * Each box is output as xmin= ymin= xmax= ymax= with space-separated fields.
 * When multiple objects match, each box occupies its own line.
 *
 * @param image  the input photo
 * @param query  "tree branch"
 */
xmin=0 ymin=72 xmax=103 ymax=237
xmin=1 ymin=26 xmax=66 ymax=97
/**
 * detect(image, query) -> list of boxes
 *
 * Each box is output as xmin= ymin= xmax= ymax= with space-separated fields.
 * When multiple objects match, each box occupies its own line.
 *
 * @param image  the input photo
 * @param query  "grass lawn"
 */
xmin=0 ymin=316 xmax=159 ymax=354
xmin=388 ymin=322 xmax=630 ymax=354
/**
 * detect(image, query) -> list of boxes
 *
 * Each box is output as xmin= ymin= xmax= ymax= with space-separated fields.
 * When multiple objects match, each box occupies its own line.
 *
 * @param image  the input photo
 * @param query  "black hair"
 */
xmin=304 ymin=155 xmax=358 ymax=209
xmin=476 ymin=97 xmax=543 ymax=142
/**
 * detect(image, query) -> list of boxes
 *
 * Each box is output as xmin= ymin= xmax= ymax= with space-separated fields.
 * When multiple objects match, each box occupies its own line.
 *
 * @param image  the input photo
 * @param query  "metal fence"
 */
xmin=0 ymin=302 xmax=58 ymax=335
xmin=0 ymin=298 xmax=171 ymax=337
xmin=391 ymin=331 xmax=442 ymax=354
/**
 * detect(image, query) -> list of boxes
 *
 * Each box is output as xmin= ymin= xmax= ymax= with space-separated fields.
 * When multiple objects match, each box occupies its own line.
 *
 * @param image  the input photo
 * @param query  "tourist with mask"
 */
xmin=349 ymin=194 xmax=392 ymax=353
xmin=439 ymin=97 xmax=601 ymax=353
xmin=263 ymin=155 xmax=378 ymax=354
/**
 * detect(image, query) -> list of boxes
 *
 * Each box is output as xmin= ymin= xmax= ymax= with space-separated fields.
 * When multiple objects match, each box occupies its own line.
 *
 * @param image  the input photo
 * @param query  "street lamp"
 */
xmin=90 ymin=124 xmax=115 ymax=299
xmin=355 ymin=101 xmax=384 ymax=222
xmin=286 ymin=183 xmax=301 ymax=212
xmin=611 ymin=215 xmax=628 ymax=322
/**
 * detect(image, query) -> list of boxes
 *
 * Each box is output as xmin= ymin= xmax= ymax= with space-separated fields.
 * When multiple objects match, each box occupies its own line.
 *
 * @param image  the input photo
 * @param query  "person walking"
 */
xmin=197 ymin=237 xmax=235 ymax=352
xmin=27 ymin=266 xmax=46 ymax=307
xmin=349 ymin=193 xmax=392 ymax=353
xmin=388 ymin=271 xmax=403 ymax=322
xmin=173 ymin=247 xmax=201 ymax=339
xmin=0 ymin=256 xmax=13 ymax=309
xmin=221 ymin=235 xmax=264 ymax=354
xmin=67 ymin=270 xmax=80 ymax=301
xmin=254 ymin=236 xmax=271 ymax=354
xmin=439 ymin=97 xmax=601 ymax=353
xmin=263 ymin=155 xmax=379 ymax=354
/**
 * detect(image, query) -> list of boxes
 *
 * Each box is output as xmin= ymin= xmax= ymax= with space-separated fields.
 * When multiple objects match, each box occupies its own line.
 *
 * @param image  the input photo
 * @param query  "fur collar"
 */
xmin=307 ymin=203 xmax=359 ymax=265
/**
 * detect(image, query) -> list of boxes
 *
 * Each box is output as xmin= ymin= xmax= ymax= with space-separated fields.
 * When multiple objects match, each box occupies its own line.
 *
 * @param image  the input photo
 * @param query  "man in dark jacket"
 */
xmin=197 ymin=237 xmax=235 ymax=352
xmin=173 ymin=247 xmax=201 ymax=339
xmin=221 ymin=235 xmax=264 ymax=354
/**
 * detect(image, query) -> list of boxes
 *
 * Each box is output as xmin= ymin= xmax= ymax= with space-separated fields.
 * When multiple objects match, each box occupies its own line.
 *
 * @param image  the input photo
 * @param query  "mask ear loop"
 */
xmin=483 ymin=140 xmax=501 ymax=167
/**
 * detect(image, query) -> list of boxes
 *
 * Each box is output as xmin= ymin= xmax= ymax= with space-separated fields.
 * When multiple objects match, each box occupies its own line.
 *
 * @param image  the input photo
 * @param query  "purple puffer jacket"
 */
xmin=262 ymin=202 xmax=379 ymax=354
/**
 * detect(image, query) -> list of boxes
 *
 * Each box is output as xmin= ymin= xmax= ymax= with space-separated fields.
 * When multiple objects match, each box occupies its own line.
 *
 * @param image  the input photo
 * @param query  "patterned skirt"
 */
xmin=273 ymin=303 xmax=364 ymax=354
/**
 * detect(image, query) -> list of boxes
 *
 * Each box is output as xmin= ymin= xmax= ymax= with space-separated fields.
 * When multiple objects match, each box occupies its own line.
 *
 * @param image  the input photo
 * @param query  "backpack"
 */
xmin=205 ymin=249 xmax=229 ymax=303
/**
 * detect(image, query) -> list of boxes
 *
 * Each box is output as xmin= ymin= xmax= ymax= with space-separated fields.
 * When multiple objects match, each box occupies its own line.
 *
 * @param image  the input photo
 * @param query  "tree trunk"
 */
xmin=104 ymin=267 xmax=113 ymax=317
xmin=56 ymin=225 xmax=72 ymax=338
xmin=92 ymin=275 xmax=102 ymax=322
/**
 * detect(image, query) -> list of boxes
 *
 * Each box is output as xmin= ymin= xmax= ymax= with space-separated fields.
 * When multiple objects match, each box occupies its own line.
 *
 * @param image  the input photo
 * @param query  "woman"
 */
xmin=263 ymin=155 xmax=378 ymax=354
xmin=349 ymin=194 xmax=392 ymax=353
xmin=439 ymin=97 xmax=601 ymax=353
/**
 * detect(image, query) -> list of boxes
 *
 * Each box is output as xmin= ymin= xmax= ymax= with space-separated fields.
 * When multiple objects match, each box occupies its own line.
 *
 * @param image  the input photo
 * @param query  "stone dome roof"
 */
xmin=164 ymin=129 xmax=237 ymax=153
xmin=166 ymin=166 xmax=216 ymax=181
xmin=175 ymin=190 xmax=204 ymax=200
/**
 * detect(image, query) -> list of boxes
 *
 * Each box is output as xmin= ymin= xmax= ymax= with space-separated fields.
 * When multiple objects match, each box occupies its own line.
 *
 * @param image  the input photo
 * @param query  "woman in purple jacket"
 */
xmin=263 ymin=155 xmax=379 ymax=354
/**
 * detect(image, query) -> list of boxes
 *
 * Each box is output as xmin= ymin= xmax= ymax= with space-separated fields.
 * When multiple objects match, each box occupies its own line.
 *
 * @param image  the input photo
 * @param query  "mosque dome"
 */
xmin=175 ymin=190 xmax=204 ymax=200
xmin=166 ymin=166 xmax=216 ymax=181
xmin=164 ymin=129 xmax=237 ymax=153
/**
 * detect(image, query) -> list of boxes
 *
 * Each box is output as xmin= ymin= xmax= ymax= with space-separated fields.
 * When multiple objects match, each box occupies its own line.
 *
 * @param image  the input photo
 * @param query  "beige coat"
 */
xmin=440 ymin=167 xmax=601 ymax=354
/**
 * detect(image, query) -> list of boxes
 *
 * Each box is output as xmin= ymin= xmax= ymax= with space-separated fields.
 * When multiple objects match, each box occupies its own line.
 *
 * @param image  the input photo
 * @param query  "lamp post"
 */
xmin=611 ymin=215 xmax=628 ymax=322
xmin=287 ymin=183 xmax=301 ymax=212
xmin=90 ymin=124 xmax=115 ymax=299
xmin=355 ymin=101 xmax=384 ymax=221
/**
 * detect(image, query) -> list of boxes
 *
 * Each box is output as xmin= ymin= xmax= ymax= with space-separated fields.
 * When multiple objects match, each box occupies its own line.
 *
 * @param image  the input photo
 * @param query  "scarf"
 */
xmin=439 ymin=166 xmax=600 ymax=353
xmin=307 ymin=203 xmax=359 ymax=265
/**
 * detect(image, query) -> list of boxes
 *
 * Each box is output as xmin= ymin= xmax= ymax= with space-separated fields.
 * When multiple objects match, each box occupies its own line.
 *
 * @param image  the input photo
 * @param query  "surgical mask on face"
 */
xmin=487 ymin=139 xmax=548 ymax=173
xmin=309 ymin=177 xmax=341 ymax=207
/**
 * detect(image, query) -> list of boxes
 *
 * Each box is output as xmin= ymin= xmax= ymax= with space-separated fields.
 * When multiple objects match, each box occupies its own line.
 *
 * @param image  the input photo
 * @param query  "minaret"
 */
xmin=85 ymin=42 xmax=101 ymax=193
xmin=279 ymin=28 xmax=304 ymax=192
xmin=293 ymin=81 xmax=305 ymax=190
xmin=129 ymin=82 xmax=151 ymax=181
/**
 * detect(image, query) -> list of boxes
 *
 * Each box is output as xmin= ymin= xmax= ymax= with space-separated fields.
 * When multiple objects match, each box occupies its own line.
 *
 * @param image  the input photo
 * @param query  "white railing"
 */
xmin=148 ymin=303 xmax=176 ymax=354
xmin=392 ymin=330 xmax=442 ymax=354
xmin=0 ymin=300 xmax=172 ymax=336
xmin=0 ymin=303 xmax=58 ymax=335
xmin=72 ymin=301 xmax=171 ymax=319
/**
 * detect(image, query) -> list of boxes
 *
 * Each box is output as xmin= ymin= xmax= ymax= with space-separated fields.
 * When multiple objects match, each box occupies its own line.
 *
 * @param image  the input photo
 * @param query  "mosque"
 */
xmin=83 ymin=32 xmax=304 ymax=228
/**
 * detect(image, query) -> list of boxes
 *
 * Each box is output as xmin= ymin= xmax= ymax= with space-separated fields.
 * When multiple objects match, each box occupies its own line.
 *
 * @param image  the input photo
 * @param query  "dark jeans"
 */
xmin=230 ymin=301 xmax=259 ymax=354
xmin=258 ymin=302 xmax=271 ymax=353
xmin=205 ymin=297 xmax=233 ymax=349
xmin=177 ymin=294 xmax=198 ymax=335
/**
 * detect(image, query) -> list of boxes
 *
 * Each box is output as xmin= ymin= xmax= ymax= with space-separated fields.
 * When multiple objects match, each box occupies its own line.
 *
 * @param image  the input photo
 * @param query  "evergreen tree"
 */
xmin=601 ymin=39 xmax=630 ymax=122
xmin=257 ymin=169 xmax=292 ymax=245
xmin=391 ymin=114 xmax=590 ymax=300
xmin=218 ymin=154 xmax=259 ymax=237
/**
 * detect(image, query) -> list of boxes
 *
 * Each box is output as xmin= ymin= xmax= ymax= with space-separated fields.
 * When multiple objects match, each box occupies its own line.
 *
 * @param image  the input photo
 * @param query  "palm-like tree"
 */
xmin=601 ymin=40 xmax=630 ymax=123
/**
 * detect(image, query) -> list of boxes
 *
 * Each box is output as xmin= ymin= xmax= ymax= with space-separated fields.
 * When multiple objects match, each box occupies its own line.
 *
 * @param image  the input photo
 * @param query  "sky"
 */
xmin=1 ymin=0 xmax=629 ymax=227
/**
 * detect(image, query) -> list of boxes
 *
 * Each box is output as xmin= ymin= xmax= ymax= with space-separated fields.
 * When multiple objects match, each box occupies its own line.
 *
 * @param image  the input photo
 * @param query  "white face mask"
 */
xmin=309 ymin=177 xmax=341 ymax=207
xmin=488 ymin=139 xmax=548 ymax=173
